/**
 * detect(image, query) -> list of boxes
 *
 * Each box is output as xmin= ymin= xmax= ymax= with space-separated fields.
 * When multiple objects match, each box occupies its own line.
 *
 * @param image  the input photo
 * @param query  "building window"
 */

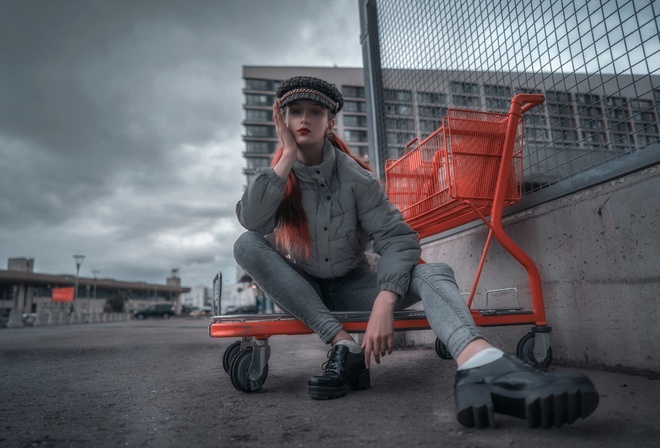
xmin=246 ymin=125 xmax=275 ymax=138
xmin=344 ymin=101 xmax=367 ymax=113
xmin=546 ymin=90 xmax=571 ymax=103
xmin=548 ymin=103 xmax=572 ymax=116
xmin=246 ymin=141 xmax=277 ymax=154
xmin=486 ymin=97 xmax=509 ymax=111
xmin=583 ymin=119 xmax=606 ymax=130
xmin=483 ymin=85 xmax=512 ymax=97
xmin=384 ymin=89 xmax=413 ymax=102
xmin=385 ymin=117 xmax=414 ymax=129
xmin=387 ymin=131 xmax=415 ymax=145
xmin=552 ymin=129 xmax=578 ymax=142
xmin=350 ymin=145 xmax=370 ymax=158
xmin=584 ymin=131 xmax=605 ymax=143
xmin=343 ymin=130 xmax=368 ymax=142
xmin=246 ymin=157 xmax=271 ymax=170
xmin=637 ymin=111 xmax=656 ymax=122
xmin=453 ymin=95 xmax=480 ymax=108
xmin=517 ymin=87 xmax=543 ymax=94
xmin=385 ymin=103 xmax=412 ymax=116
xmin=450 ymin=81 xmax=479 ymax=94
xmin=525 ymin=113 xmax=545 ymax=127
xmin=246 ymin=94 xmax=274 ymax=106
xmin=606 ymin=96 xmax=625 ymax=108
xmin=245 ymin=79 xmax=273 ymax=91
xmin=343 ymin=115 xmax=368 ymax=127
xmin=343 ymin=86 xmax=365 ymax=98
xmin=578 ymin=94 xmax=601 ymax=106
xmin=417 ymin=91 xmax=447 ymax=105
xmin=610 ymin=121 xmax=629 ymax=132
xmin=607 ymin=108 xmax=626 ymax=119
xmin=245 ymin=109 xmax=271 ymax=121
xmin=417 ymin=105 xmax=446 ymax=118
xmin=420 ymin=119 xmax=443 ymax=133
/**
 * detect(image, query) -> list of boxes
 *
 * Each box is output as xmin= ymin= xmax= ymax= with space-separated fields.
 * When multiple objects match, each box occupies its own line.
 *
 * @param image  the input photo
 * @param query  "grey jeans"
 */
xmin=233 ymin=231 xmax=483 ymax=359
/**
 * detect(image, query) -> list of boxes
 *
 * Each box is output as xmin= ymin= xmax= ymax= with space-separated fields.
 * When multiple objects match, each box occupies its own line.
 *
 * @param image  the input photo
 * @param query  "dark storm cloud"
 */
xmin=0 ymin=0 xmax=362 ymax=285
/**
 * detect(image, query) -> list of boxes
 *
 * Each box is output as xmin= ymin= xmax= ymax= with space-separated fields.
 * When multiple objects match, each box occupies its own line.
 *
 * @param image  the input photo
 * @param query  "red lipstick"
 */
xmin=298 ymin=127 xmax=310 ymax=135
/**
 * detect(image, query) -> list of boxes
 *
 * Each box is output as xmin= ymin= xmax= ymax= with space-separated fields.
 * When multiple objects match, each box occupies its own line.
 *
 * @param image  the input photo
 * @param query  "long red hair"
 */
xmin=271 ymin=132 xmax=372 ymax=259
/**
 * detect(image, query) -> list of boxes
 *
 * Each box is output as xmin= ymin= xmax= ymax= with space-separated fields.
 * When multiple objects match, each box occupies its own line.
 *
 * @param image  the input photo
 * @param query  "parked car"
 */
xmin=132 ymin=304 xmax=176 ymax=320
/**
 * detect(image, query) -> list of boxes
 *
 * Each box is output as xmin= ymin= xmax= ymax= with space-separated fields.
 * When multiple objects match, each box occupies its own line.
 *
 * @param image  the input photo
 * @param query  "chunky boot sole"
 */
xmin=308 ymin=369 xmax=370 ymax=400
xmin=456 ymin=374 xmax=599 ymax=429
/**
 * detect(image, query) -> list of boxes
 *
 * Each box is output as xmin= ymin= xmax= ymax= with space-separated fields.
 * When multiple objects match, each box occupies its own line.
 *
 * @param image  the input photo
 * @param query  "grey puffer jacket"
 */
xmin=236 ymin=139 xmax=421 ymax=297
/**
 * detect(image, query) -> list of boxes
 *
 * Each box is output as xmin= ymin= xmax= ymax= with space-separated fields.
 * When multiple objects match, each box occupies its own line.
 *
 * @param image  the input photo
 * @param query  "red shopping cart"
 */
xmin=210 ymin=94 xmax=550 ymax=393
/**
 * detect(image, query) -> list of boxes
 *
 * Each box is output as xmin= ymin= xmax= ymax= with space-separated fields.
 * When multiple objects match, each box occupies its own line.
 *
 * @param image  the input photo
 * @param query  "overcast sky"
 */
xmin=0 ymin=0 xmax=363 ymax=288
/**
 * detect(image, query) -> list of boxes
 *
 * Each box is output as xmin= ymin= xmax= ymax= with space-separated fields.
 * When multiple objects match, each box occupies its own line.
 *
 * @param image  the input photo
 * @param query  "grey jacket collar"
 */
xmin=291 ymin=138 xmax=336 ymax=185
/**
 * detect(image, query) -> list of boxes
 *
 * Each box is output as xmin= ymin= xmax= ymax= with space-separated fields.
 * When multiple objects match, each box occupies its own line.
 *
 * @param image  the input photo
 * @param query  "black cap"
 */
xmin=276 ymin=76 xmax=343 ymax=114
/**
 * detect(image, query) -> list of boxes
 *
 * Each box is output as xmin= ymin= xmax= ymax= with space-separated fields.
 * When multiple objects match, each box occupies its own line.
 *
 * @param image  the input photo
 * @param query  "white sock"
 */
xmin=457 ymin=347 xmax=505 ymax=371
xmin=334 ymin=339 xmax=362 ymax=354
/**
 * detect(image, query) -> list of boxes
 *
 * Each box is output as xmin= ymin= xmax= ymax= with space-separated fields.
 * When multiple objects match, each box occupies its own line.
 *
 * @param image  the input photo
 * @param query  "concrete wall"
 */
xmin=407 ymin=164 xmax=660 ymax=373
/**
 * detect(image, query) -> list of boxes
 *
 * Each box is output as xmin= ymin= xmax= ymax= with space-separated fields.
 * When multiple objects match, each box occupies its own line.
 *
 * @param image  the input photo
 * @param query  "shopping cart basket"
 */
xmin=210 ymin=94 xmax=550 ymax=393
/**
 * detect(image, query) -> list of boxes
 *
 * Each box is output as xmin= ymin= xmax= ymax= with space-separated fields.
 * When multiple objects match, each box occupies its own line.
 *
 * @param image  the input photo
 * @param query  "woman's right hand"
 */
xmin=273 ymin=99 xmax=298 ymax=160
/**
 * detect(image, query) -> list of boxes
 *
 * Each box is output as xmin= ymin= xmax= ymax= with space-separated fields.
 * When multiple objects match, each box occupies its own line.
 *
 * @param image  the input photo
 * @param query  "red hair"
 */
xmin=271 ymin=132 xmax=372 ymax=259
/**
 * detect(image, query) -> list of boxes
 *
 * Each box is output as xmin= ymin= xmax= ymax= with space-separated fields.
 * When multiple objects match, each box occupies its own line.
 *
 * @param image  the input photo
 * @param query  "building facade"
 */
xmin=180 ymin=284 xmax=211 ymax=311
xmin=0 ymin=257 xmax=190 ymax=327
xmin=242 ymin=66 xmax=659 ymax=199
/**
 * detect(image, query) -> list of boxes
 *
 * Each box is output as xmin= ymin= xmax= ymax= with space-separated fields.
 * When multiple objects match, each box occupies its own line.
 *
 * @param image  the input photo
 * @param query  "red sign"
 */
xmin=52 ymin=287 xmax=75 ymax=302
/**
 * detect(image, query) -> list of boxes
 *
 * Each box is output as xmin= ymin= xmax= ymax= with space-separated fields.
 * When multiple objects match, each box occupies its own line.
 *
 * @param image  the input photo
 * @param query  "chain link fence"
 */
xmin=360 ymin=0 xmax=659 ymax=201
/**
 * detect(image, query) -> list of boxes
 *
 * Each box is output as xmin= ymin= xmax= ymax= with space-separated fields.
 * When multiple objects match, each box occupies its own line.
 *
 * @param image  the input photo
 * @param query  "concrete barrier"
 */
xmin=410 ymin=165 xmax=660 ymax=372
xmin=34 ymin=310 xmax=48 ymax=326
xmin=6 ymin=309 xmax=24 ymax=329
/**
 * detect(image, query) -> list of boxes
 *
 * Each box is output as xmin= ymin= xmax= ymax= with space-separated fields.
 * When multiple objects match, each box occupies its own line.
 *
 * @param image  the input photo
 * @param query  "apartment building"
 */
xmin=242 ymin=66 xmax=659 ymax=190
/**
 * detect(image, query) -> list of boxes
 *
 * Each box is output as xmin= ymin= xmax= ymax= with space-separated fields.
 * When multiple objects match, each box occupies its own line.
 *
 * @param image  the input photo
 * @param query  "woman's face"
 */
xmin=284 ymin=100 xmax=334 ymax=148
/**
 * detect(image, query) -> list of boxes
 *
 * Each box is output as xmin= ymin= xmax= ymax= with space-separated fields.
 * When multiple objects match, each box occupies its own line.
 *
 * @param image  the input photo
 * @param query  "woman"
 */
xmin=234 ymin=76 xmax=598 ymax=429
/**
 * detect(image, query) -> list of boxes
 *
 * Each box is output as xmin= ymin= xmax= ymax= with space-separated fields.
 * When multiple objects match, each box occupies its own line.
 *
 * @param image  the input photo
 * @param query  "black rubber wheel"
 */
xmin=222 ymin=341 xmax=242 ymax=374
xmin=516 ymin=332 xmax=552 ymax=370
xmin=161 ymin=313 xmax=171 ymax=319
xmin=230 ymin=347 xmax=268 ymax=393
xmin=435 ymin=338 xmax=452 ymax=359
xmin=135 ymin=313 xmax=145 ymax=320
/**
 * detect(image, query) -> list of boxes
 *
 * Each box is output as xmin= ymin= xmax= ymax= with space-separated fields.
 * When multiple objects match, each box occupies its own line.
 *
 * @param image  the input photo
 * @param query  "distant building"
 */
xmin=220 ymin=282 xmax=257 ymax=314
xmin=0 ymin=257 xmax=191 ymax=322
xmin=242 ymin=66 xmax=659 ymax=186
xmin=180 ymin=284 xmax=211 ymax=310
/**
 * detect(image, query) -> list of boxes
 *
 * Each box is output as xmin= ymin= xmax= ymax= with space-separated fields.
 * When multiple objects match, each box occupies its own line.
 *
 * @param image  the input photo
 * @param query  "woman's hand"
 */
xmin=272 ymin=99 xmax=298 ymax=159
xmin=362 ymin=290 xmax=397 ymax=368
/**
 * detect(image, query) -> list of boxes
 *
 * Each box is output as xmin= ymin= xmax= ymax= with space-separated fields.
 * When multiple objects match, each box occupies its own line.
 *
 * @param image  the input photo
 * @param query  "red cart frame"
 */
xmin=210 ymin=94 xmax=551 ymax=392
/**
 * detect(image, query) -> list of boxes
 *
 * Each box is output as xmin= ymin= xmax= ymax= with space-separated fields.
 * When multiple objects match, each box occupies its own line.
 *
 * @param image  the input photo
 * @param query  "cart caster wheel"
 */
xmin=516 ymin=332 xmax=552 ymax=370
xmin=230 ymin=347 xmax=269 ymax=393
xmin=222 ymin=341 xmax=242 ymax=374
xmin=434 ymin=338 xmax=452 ymax=359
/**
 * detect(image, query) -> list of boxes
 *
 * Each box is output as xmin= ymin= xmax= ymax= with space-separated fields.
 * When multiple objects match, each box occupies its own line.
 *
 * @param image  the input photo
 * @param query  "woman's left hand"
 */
xmin=362 ymin=290 xmax=397 ymax=368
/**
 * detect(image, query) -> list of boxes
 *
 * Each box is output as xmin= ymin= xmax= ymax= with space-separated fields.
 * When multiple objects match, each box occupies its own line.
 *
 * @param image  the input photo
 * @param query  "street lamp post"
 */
xmin=73 ymin=254 xmax=85 ymax=316
xmin=86 ymin=284 xmax=91 ymax=322
xmin=92 ymin=270 xmax=100 ymax=319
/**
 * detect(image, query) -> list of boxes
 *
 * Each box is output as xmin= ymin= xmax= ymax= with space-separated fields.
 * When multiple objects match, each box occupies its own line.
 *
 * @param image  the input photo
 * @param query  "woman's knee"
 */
xmin=233 ymin=231 xmax=266 ymax=264
xmin=412 ymin=262 xmax=456 ymax=281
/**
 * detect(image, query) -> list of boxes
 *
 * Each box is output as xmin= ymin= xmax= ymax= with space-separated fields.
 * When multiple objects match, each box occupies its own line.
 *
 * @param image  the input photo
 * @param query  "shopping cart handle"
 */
xmin=512 ymin=94 xmax=545 ymax=114
xmin=404 ymin=137 xmax=421 ymax=154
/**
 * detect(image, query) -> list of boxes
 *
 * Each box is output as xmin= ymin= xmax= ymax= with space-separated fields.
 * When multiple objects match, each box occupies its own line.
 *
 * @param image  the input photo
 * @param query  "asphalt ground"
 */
xmin=1 ymin=318 xmax=659 ymax=447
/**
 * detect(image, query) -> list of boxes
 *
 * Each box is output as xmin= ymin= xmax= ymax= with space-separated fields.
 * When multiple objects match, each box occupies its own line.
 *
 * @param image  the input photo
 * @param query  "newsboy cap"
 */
xmin=276 ymin=76 xmax=343 ymax=114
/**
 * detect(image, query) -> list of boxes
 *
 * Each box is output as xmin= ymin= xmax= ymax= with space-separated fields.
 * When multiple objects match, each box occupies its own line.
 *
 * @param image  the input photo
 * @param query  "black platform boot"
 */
xmin=455 ymin=354 xmax=599 ymax=429
xmin=308 ymin=344 xmax=370 ymax=399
